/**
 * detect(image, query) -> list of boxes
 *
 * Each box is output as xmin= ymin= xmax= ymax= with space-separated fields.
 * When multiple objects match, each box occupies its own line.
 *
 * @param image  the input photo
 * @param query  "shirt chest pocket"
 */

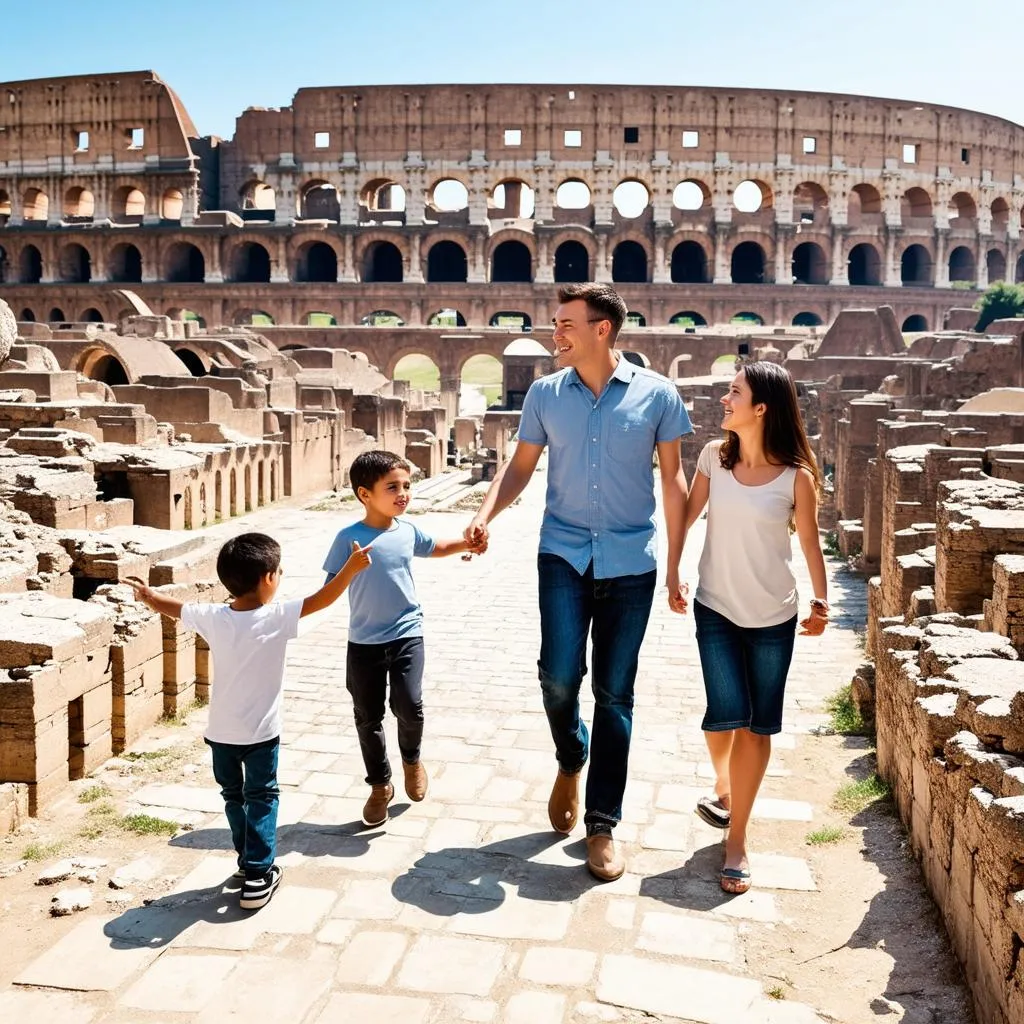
xmin=606 ymin=416 xmax=652 ymax=464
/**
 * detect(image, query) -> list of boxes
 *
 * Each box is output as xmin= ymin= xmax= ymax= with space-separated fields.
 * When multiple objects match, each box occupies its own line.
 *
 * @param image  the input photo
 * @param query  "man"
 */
xmin=465 ymin=282 xmax=691 ymax=881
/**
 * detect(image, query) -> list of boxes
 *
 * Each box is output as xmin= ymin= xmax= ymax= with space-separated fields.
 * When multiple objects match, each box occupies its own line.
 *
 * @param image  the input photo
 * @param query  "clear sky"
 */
xmin=2 ymin=0 xmax=1019 ymax=140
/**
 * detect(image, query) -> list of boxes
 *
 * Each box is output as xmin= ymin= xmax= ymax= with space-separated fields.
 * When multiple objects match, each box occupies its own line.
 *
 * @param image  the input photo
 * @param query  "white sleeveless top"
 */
xmin=694 ymin=439 xmax=798 ymax=628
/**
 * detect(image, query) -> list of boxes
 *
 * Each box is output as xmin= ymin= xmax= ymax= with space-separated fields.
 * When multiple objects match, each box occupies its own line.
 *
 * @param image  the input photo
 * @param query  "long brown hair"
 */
xmin=719 ymin=361 xmax=821 ymax=489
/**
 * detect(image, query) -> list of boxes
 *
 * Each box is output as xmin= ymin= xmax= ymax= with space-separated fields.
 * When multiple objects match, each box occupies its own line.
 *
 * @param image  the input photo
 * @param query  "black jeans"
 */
xmin=346 ymin=636 xmax=425 ymax=785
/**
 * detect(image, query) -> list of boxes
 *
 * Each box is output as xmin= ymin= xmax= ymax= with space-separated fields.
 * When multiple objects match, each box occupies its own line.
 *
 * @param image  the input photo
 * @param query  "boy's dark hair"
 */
xmin=556 ymin=283 xmax=628 ymax=343
xmin=349 ymin=450 xmax=410 ymax=502
xmin=216 ymin=532 xmax=281 ymax=597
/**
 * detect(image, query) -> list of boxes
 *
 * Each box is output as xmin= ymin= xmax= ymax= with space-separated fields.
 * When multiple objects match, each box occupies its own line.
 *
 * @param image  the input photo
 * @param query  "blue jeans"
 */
xmin=207 ymin=737 xmax=280 ymax=877
xmin=537 ymin=554 xmax=656 ymax=831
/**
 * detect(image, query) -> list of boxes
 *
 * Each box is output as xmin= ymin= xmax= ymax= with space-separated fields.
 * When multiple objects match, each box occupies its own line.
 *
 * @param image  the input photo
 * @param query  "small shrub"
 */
xmin=825 ymin=685 xmax=871 ymax=737
xmin=823 ymin=530 xmax=840 ymax=557
xmin=22 ymin=840 xmax=66 ymax=862
xmin=77 ymin=783 xmax=111 ymax=803
xmin=118 ymin=813 xmax=180 ymax=837
xmin=833 ymin=773 xmax=891 ymax=815
xmin=766 ymin=985 xmax=786 ymax=1000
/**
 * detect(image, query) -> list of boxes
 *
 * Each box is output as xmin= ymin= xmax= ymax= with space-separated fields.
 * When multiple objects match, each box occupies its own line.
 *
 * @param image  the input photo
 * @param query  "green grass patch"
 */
xmin=161 ymin=702 xmax=200 ymax=727
xmin=825 ymin=685 xmax=871 ymax=737
xmin=118 ymin=813 xmax=181 ymax=837
xmin=823 ymin=530 xmax=840 ymax=558
xmin=832 ymin=773 xmax=891 ymax=815
xmin=77 ymin=783 xmax=112 ymax=803
xmin=766 ymin=985 xmax=786 ymax=1000
xmin=393 ymin=353 xmax=441 ymax=391
xmin=22 ymin=840 xmax=66 ymax=861
xmin=123 ymin=749 xmax=173 ymax=762
xmin=805 ymin=825 xmax=846 ymax=846
xmin=306 ymin=312 xmax=337 ymax=327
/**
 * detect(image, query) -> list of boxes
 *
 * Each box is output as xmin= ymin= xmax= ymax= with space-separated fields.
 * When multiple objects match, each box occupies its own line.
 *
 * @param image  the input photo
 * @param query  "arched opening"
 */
xmin=731 ymin=241 xmax=766 ymax=284
xmin=233 ymin=310 xmax=275 ymax=326
xmin=59 ymin=243 xmax=91 ymax=283
xmin=949 ymin=246 xmax=975 ymax=284
xmin=244 ymin=466 xmax=252 ymax=513
xmin=0 ymin=245 xmax=7 ymax=284
xmin=161 ymin=188 xmax=184 ymax=221
xmin=108 ymin=243 xmax=142 ymax=283
xmin=175 ymin=349 xmax=207 ymax=376
xmin=363 ymin=241 xmax=403 ymax=283
xmin=86 ymin=354 xmax=129 ymax=385
xmin=0 ymin=189 xmax=10 ymax=227
xmin=80 ymin=308 xmax=104 ymax=323
xmin=258 ymin=463 xmax=265 ymax=507
xmin=669 ymin=311 xmax=707 ymax=327
xmin=240 ymin=181 xmax=276 ymax=220
xmin=270 ymin=463 xmax=277 ymax=502
xmin=901 ymin=244 xmax=933 ymax=286
xmin=361 ymin=310 xmax=406 ymax=327
xmin=49 ymin=308 xmax=66 ymax=323
xmin=113 ymin=186 xmax=146 ymax=224
xmin=361 ymin=179 xmax=407 ymax=215
xmin=626 ymin=312 xmax=647 ymax=328
xmin=490 ymin=180 xmax=535 ymax=219
xmin=183 ymin=487 xmax=193 ymax=531
xmin=64 ymin=186 xmax=95 ymax=222
xmin=295 ymin=241 xmax=337 ymax=282
xmin=712 ymin=354 xmax=739 ymax=376
xmin=670 ymin=241 xmax=707 ymax=283
xmin=20 ymin=245 xmax=42 ymax=283
xmin=394 ymin=353 xmax=441 ymax=392
xmin=731 ymin=312 xmax=765 ymax=326
xmin=165 ymin=242 xmax=205 ymax=283
xmin=792 ymin=182 xmax=828 ymax=223
xmin=167 ymin=308 xmax=206 ymax=328
xmin=489 ymin=312 xmax=532 ymax=330
xmin=427 ymin=309 xmax=466 ymax=328
xmin=948 ymin=192 xmax=977 ymax=224
xmin=199 ymin=483 xmax=208 ymax=527
xmin=305 ymin=312 xmax=337 ymax=326
xmin=611 ymin=241 xmax=647 ymax=283
xmin=991 ymin=198 xmax=1010 ymax=231
xmin=459 ymin=353 xmax=503 ymax=414
xmin=229 ymin=469 xmax=238 ymax=516
xmin=848 ymin=243 xmax=881 ymax=286
xmin=902 ymin=314 xmax=928 ymax=332
xmin=229 ymin=243 xmax=271 ymax=283
xmin=847 ymin=183 xmax=882 ymax=226
xmin=672 ymin=180 xmax=709 ymax=211
xmin=298 ymin=181 xmax=340 ymax=221
xmin=430 ymin=179 xmax=469 ymax=213
xmin=612 ymin=180 xmax=650 ymax=219
xmin=426 ymin=241 xmax=467 ymax=283
xmin=22 ymin=188 xmax=49 ymax=222
xmin=19 ymin=308 xmax=35 ymax=322
xmin=491 ymin=240 xmax=532 ymax=283
xmin=733 ymin=180 xmax=773 ymax=213
xmin=902 ymin=187 xmax=933 ymax=221
xmin=554 ymin=240 xmax=589 ymax=283
xmin=792 ymin=311 xmax=823 ymax=327
xmin=1018 ymin=254 xmax=1024 ymax=285
xmin=555 ymin=180 xmax=592 ymax=210
xmin=791 ymin=242 xmax=827 ymax=284
xmin=987 ymin=249 xmax=1007 ymax=284
xmin=214 ymin=471 xmax=223 ymax=519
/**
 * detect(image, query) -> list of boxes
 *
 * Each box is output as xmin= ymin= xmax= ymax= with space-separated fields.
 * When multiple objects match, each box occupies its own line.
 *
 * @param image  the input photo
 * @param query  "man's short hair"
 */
xmin=216 ymin=532 xmax=281 ymax=598
xmin=556 ymin=283 xmax=628 ymax=342
xmin=349 ymin=450 xmax=410 ymax=502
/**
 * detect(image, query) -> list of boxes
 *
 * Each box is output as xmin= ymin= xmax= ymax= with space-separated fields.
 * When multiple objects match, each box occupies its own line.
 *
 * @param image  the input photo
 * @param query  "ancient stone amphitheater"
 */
xmin=1 ymin=71 xmax=1023 ymax=350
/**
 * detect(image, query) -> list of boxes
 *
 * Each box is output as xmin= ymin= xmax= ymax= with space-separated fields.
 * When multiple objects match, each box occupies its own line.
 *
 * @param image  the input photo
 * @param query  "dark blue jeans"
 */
xmin=207 ymin=736 xmax=280 ymax=878
xmin=537 ymin=554 xmax=656 ymax=831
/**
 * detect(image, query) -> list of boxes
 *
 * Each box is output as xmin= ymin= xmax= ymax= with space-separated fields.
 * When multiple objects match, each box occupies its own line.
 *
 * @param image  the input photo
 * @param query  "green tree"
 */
xmin=974 ymin=281 xmax=1024 ymax=331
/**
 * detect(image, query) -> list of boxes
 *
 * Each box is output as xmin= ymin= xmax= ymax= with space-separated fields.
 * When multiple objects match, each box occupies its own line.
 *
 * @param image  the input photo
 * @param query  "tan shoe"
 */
xmin=586 ymin=834 xmax=625 ymax=882
xmin=361 ymin=782 xmax=394 ymax=828
xmin=403 ymin=761 xmax=428 ymax=802
xmin=548 ymin=769 xmax=580 ymax=834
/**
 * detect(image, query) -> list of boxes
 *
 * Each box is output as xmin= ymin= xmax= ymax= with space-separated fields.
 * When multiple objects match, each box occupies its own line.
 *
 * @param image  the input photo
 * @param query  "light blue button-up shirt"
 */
xmin=517 ymin=357 xmax=692 ymax=579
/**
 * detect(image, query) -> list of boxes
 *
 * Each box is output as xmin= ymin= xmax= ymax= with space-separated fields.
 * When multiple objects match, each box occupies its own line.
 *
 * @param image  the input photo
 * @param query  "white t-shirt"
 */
xmin=694 ymin=440 xmax=798 ymax=628
xmin=181 ymin=599 xmax=303 ymax=744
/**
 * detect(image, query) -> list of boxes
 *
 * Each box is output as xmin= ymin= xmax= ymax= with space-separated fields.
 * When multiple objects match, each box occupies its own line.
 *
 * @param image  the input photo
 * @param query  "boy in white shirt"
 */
xmin=128 ymin=531 xmax=369 ymax=910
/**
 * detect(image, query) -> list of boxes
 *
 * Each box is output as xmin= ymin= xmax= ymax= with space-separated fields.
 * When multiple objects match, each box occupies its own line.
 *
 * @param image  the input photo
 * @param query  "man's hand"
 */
xmin=344 ymin=541 xmax=372 ymax=575
xmin=799 ymin=605 xmax=828 ymax=636
xmin=125 ymin=575 xmax=157 ymax=607
xmin=667 ymin=570 xmax=689 ymax=615
xmin=464 ymin=516 xmax=488 ymax=550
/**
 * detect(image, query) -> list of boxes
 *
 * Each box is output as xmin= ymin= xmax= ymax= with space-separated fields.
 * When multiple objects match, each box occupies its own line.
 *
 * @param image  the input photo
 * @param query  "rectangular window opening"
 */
xmin=682 ymin=130 xmax=699 ymax=149
xmin=129 ymin=127 xmax=144 ymax=149
xmin=504 ymin=128 xmax=522 ymax=146
xmin=902 ymin=142 xmax=917 ymax=164
xmin=624 ymin=126 xmax=639 ymax=144
xmin=314 ymin=131 xmax=330 ymax=149
xmin=564 ymin=129 xmax=582 ymax=148
xmin=961 ymin=147 xmax=970 ymax=164
xmin=802 ymin=135 xmax=816 ymax=154
xmin=75 ymin=130 xmax=89 ymax=151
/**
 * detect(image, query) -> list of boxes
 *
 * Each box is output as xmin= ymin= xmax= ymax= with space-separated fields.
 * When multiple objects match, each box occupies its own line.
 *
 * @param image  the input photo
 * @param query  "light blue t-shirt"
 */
xmin=516 ymin=357 xmax=692 ymax=579
xmin=323 ymin=519 xmax=435 ymax=644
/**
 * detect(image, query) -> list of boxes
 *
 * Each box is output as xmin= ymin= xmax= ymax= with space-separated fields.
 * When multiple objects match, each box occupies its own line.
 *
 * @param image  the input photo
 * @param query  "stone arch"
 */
xmin=672 ymin=179 xmax=711 ymax=212
xmin=732 ymin=179 xmax=774 ymax=213
xmin=991 ymin=197 xmax=1010 ymax=231
xmin=792 ymin=311 xmax=823 ymax=327
xmin=488 ymin=311 xmax=532 ymax=329
xmin=183 ymin=486 xmax=193 ymax=530
xmin=949 ymin=191 xmax=977 ymax=223
xmin=491 ymin=239 xmax=533 ymax=283
xmin=612 ymin=179 xmax=651 ymax=219
xmin=64 ymin=185 xmax=95 ymax=221
xmin=625 ymin=312 xmax=647 ymax=327
xmin=554 ymin=239 xmax=590 ymax=283
xmin=426 ymin=240 xmax=468 ymax=283
xmin=80 ymin=349 xmax=129 ymax=385
xmin=0 ymin=188 xmax=10 ymax=226
xmin=900 ymin=243 xmax=933 ymax=286
xmin=214 ymin=470 xmax=223 ymax=518
xmin=257 ymin=462 xmax=265 ymax=507
xmin=426 ymin=309 xmax=467 ymax=328
xmin=731 ymin=241 xmax=766 ymax=284
xmin=949 ymin=245 xmax=976 ymax=283
xmin=611 ymin=240 xmax=649 ymax=283
xmin=791 ymin=241 xmax=828 ymax=284
xmin=1017 ymin=253 xmax=1024 ymax=284
xmin=360 ymin=178 xmax=407 ymax=214
xmin=988 ymin=248 xmax=1007 ymax=283
xmin=428 ymin=177 xmax=470 ymax=215
xmin=22 ymin=187 xmax=49 ymax=221
xmin=80 ymin=307 xmax=105 ymax=323
xmin=362 ymin=240 xmax=404 ymax=283
xmin=848 ymin=242 xmax=882 ymax=286
xmin=244 ymin=465 xmax=253 ymax=513
xmin=298 ymin=180 xmax=340 ymax=221
xmin=270 ymin=461 xmax=277 ymax=502
xmin=730 ymin=311 xmax=765 ymax=326
xmin=112 ymin=185 xmax=146 ymax=224
xmin=457 ymin=352 xmax=504 ymax=414
xmin=391 ymin=350 xmax=442 ymax=385
xmin=58 ymin=243 xmax=92 ymax=283
xmin=166 ymin=308 xmax=207 ymax=328
xmin=792 ymin=181 xmax=829 ymax=223
xmin=19 ymin=244 xmax=42 ymax=283
xmin=161 ymin=188 xmax=184 ymax=221
xmin=294 ymin=240 xmax=338 ymax=282
xmin=902 ymin=187 xmax=933 ymax=220
xmin=489 ymin=179 xmax=535 ymax=219
xmin=108 ymin=243 xmax=142 ymax=283
xmin=361 ymin=310 xmax=406 ymax=327
xmin=670 ymin=239 xmax=708 ymax=283
xmin=669 ymin=311 xmax=708 ymax=327
xmin=229 ymin=468 xmax=238 ymax=516
xmin=164 ymin=241 xmax=205 ymax=283
xmin=49 ymin=308 xmax=66 ymax=323
xmin=902 ymin=314 xmax=929 ymax=331
xmin=240 ymin=180 xmax=277 ymax=218
xmin=228 ymin=242 xmax=271 ymax=283
xmin=555 ymin=179 xmax=593 ymax=210
xmin=175 ymin=348 xmax=208 ymax=376
xmin=19 ymin=308 xmax=35 ymax=322
xmin=232 ymin=309 xmax=275 ymax=326
xmin=848 ymin=182 xmax=882 ymax=225
xmin=199 ymin=483 xmax=208 ymax=527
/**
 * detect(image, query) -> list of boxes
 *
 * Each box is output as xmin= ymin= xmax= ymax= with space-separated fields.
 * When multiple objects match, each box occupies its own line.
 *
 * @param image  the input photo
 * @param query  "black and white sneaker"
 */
xmin=239 ymin=865 xmax=283 ymax=910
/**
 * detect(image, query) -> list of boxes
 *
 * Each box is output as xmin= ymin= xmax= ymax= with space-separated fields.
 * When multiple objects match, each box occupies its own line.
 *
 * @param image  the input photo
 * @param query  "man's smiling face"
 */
xmin=551 ymin=299 xmax=610 ymax=370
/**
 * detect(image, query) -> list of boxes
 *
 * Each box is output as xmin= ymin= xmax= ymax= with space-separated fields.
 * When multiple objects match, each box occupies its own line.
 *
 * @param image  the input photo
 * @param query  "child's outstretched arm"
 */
xmin=301 ymin=541 xmax=372 ymax=617
xmin=125 ymin=576 xmax=184 ymax=620
xmin=431 ymin=534 xmax=487 ymax=559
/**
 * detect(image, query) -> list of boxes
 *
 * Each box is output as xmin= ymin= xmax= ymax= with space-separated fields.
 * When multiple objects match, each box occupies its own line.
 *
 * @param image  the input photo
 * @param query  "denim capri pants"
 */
xmin=693 ymin=599 xmax=797 ymax=736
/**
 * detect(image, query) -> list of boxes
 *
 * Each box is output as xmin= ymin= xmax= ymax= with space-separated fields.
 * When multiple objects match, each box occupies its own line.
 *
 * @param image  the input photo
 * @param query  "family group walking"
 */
xmin=129 ymin=281 xmax=829 ymax=911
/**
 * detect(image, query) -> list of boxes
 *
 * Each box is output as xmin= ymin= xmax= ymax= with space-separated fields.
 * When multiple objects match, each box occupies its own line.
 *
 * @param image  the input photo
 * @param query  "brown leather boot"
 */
xmin=361 ymin=782 xmax=394 ymax=827
xmin=548 ymin=769 xmax=580 ymax=834
xmin=403 ymin=761 xmax=428 ymax=802
xmin=586 ymin=833 xmax=625 ymax=882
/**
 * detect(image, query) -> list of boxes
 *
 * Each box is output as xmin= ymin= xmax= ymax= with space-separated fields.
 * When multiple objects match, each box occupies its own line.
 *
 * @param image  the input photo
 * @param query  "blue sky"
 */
xmin=2 ymin=0 xmax=1020 ymax=139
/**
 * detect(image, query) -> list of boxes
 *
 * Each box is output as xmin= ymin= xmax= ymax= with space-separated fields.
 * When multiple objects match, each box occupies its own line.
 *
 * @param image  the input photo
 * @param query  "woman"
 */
xmin=672 ymin=361 xmax=828 ymax=894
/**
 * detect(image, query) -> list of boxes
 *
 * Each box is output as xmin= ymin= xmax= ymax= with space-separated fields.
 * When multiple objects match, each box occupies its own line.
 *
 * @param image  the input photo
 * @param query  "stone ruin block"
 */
xmin=985 ymin=554 xmax=1024 ymax=656
xmin=404 ymin=429 xmax=442 ymax=478
xmin=0 ymin=781 xmax=29 ymax=834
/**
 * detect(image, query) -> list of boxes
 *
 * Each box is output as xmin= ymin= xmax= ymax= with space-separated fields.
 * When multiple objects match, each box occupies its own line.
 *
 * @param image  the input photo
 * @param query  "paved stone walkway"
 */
xmin=1 ymin=466 xmax=869 ymax=1024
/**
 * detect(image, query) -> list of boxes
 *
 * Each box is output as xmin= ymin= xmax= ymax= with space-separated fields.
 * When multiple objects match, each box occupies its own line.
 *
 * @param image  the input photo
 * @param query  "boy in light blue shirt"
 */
xmin=323 ymin=450 xmax=486 ymax=828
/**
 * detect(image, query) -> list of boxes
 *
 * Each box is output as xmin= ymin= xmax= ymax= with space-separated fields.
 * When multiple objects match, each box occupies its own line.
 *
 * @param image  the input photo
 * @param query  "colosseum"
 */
xmin=1 ymin=71 xmax=1023 ymax=382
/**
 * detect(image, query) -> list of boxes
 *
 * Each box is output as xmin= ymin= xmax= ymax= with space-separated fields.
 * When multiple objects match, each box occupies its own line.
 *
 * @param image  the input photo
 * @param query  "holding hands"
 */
xmin=461 ymin=517 xmax=489 ymax=562
xmin=799 ymin=599 xmax=829 ymax=636
xmin=667 ymin=570 xmax=689 ymax=615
